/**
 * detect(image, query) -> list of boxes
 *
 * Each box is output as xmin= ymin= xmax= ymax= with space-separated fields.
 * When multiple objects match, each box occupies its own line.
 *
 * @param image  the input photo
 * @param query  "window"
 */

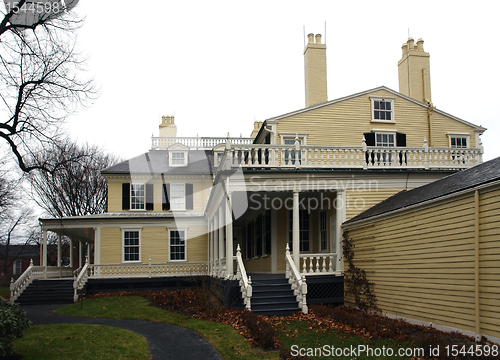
xmin=130 ymin=184 xmax=145 ymax=210
xmin=284 ymin=138 xmax=301 ymax=165
xmin=171 ymin=152 xmax=186 ymax=165
xmin=170 ymin=184 xmax=186 ymax=210
xmin=123 ymin=230 xmax=140 ymax=262
xmin=376 ymin=132 xmax=395 ymax=147
xmin=13 ymin=260 xmax=21 ymax=275
xmin=288 ymin=210 xmax=310 ymax=252
xmin=371 ymin=98 xmax=395 ymax=122
xmin=320 ymin=211 xmax=327 ymax=251
xmin=170 ymin=230 xmax=186 ymax=261
xmin=450 ymin=136 xmax=469 ymax=148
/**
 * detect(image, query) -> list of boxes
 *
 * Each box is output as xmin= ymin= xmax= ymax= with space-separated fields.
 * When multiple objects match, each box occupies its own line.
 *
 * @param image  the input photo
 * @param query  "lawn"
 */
xmin=0 ymin=286 xmax=10 ymax=299
xmin=13 ymin=323 xmax=149 ymax=360
xmin=54 ymin=295 xmax=414 ymax=360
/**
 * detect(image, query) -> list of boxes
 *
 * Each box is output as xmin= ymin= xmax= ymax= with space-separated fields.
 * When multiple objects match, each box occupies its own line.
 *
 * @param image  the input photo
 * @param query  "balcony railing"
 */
xmin=151 ymin=136 xmax=254 ymax=150
xmin=217 ymin=138 xmax=483 ymax=171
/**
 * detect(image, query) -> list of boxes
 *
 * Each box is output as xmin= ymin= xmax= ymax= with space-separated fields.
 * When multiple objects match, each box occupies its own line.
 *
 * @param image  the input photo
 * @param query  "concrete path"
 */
xmin=21 ymin=304 xmax=223 ymax=360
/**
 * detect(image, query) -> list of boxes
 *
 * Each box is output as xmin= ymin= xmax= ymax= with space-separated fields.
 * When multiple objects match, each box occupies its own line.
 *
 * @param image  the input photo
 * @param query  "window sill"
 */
xmin=371 ymin=119 xmax=396 ymax=124
xmin=168 ymin=260 xmax=187 ymax=263
xmin=122 ymin=261 xmax=142 ymax=264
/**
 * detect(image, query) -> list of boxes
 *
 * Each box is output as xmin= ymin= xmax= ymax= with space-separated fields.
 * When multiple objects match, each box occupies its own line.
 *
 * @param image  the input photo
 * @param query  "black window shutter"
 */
xmin=185 ymin=184 xmax=193 ymax=210
xmin=162 ymin=184 xmax=170 ymax=211
xmin=396 ymin=132 xmax=407 ymax=147
xmin=145 ymin=184 xmax=154 ymax=210
xmin=364 ymin=132 xmax=375 ymax=146
xmin=122 ymin=183 xmax=130 ymax=210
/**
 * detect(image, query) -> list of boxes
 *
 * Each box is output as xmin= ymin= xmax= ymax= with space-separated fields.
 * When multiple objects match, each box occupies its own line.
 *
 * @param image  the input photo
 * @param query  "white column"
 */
xmin=335 ymin=190 xmax=346 ymax=273
xmin=79 ymin=241 xmax=83 ymax=268
xmin=94 ymin=227 xmax=101 ymax=265
xmin=293 ymin=190 xmax=300 ymax=268
xmin=42 ymin=229 xmax=48 ymax=267
xmin=213 ymin=215 xmax=219 ymax=261
xmin=57 ymin=234 xmax=62 ymax=267
xmin=69 ymin=238 xmax=74 ymax=268
xmin=225 ymin=193 xmax=233 ymax=278
xmin=218 ymin=205 xmax=224 ymax=260
xmin=87 ymin=243 xmax=91 ymax=264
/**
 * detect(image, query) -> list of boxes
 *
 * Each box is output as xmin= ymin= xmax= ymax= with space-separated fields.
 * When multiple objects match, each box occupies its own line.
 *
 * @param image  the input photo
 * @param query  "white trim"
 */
xmin=279 ymin=133 xmax=308 ymax=145
xmin=121 ymin=228 xmax=142 ymax=263
xmin=170 ymin=183 xmax=186 ymax=211
xmin=130 ymin=183 xmax=146 ymax=210
xmin=374 ymin=131 xmax=397 ymax=147
xmin=168 ymin=228 xmax=188 ymax=262
xmin=271 ymin=208 xmax=278 ymax=273
xmin=94 ymin=227 xmax=101 ymax=265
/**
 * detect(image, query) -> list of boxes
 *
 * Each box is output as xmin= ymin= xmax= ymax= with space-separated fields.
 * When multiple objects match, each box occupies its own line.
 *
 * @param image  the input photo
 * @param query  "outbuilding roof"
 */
xmin=344 ymin=156 xmax=500 ymax=225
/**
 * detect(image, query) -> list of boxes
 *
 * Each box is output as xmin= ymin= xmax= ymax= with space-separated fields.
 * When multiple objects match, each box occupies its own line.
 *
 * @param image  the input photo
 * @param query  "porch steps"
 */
xmin=14 ymin=279 xmax=74 ymax=305
xmin=250 ymin=276 xmax=300 ymax=316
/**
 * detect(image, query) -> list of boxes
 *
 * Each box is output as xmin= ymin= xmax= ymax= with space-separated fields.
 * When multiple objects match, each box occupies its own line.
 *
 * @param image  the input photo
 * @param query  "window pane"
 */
xmin=374 ymin=111 xmax=380 ymax=119
xmin=380 ymin=102 xmax=386 ymax=110
xmin=385 ymin=102 xmax=391 ymax=110
xmin=386 ymin=111 xmax=391 ymax=120
xmin=170 ymin=184 xmax=185 ymax=210
xmin=374 ymin=101 xmax=380 ymax=109
xmin=170 ymin=230 xmax=186 ymax=260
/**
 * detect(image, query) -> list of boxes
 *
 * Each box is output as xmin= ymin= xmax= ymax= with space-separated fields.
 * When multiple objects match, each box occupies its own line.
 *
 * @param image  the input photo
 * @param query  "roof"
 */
xmin=101 ymin=149 xmax=215 ymax=176
xmin=39 ymin=211 xmax=205 ymax=222
xmin=263 ymin=86 xmax=486 ymax=132
xmin=344 ymin=156 xmax=500 ymax=225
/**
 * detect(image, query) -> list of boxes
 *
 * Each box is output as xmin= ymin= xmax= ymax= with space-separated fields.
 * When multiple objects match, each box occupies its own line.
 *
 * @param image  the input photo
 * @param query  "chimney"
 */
xmin=159 ymin=115 xmax=177 ymax=137
xmin=398 ymin=38 xmax=432 ymax=104
xmin=304 ymin=33 xmax=327 ymax=107
xmin=250 ymin=121 xmax=263 ymax=138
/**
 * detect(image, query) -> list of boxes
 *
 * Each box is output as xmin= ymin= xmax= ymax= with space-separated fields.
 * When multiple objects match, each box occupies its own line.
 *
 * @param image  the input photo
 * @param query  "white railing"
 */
xmin=73 ymin=259 xmax=90 ymax=301
xmin=235 ymin=245 xmax=252 ymax=310
xmin=151 ymin=136 xmax=254 ymax=150
xmin=218 ymin=138 xmax=483 ymax=171
xmin=300 ymin=253 xmax=337 ymax=275
xmin=285 ymin=244 xmax=308 ymax=314
xmin=86 ymin=261 xmax=209 ymax=279
xmin=10 ymin=260 xmax=74 ymax=302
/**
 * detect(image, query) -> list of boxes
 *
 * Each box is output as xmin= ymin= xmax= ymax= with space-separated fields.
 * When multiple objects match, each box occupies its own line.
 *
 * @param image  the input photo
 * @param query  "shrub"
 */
xmin=241 ymin=310 xmax=278 ymax=349
xmin=0 ymin=298 xmax=31 ymax=356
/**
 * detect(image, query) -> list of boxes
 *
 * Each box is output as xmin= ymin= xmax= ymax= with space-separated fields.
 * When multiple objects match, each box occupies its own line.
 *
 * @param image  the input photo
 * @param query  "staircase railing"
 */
xmin=10 ymin=259 xmax=37 ymax=303
xmin=73 ymin=259 xmax=90 ymax=302
xmin=285 ymin=244 xmax=308 ymax=314
xmin=235 ymin=245 xmax=252 ymax=310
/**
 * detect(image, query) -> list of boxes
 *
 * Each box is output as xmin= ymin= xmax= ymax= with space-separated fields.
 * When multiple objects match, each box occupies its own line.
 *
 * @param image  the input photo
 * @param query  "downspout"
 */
xmin=425 ymin=99 xmax=434 ymax=147
xmin=474 ymin=190 xmax=481 ymax=341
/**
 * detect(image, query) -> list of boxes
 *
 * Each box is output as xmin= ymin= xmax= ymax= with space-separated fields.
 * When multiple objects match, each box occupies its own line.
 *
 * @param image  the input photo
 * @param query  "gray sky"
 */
xmin=52 ymin=1 xmax=500 ymax=161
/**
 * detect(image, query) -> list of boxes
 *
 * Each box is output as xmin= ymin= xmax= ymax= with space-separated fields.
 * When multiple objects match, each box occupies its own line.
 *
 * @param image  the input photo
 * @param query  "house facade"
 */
xmin=14 ymin=35 xmax=486 ymax=314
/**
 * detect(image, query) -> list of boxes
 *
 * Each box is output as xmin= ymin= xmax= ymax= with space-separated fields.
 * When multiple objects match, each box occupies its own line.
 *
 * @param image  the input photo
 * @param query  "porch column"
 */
xmin=292 ymin=190 xmax=300 ymax=268
xmin=57 ymin=234 xmax=62 ymax=267
xmin=79 ymin=241 xmax=83 ymax=268
xmin=218 ymin=205 xmax=224 ymax=260
xmin=42 ymin=228 xmax=48 ymax=267
xmin=213 ymin=215 xmax=219 ymax=261
xmin=335 ymin=190 xmax=346 ymax=273
xmin=69 ymin=238 xmax=74 ymax=268
xmin=225 ymin=192 xmax=233 ymax=278
xmin=94 ymin=227 xmax=101 ymax=265
xmin=86 ymin=244 xmax=91 ymax=264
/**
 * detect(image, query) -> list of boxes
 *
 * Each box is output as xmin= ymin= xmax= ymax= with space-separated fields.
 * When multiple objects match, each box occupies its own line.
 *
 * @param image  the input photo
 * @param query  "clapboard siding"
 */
xmin=345 ymin=185 xmax=500 ymax=340
xmin=107 ymin=179 xmax=212 ymax=213
xmin=100 ymin=227 xmax=122 ymax=264
xmin=275 ymin=89 xmax=478 ymax=148
xmin=345 ymin=188 xmax=404 ymax=220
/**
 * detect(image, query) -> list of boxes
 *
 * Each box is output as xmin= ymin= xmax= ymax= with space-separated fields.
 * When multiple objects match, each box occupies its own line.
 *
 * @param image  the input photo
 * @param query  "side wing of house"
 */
xmin=99 ymin=149 xmax=214 ymax=266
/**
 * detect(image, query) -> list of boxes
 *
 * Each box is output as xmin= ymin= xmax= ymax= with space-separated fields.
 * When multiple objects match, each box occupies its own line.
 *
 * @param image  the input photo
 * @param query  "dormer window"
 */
xmin=448 ymin=134 xmax=470 ymax=148
xmin=371 ymin=97 xmax=395 ymax=123
xmin=168 ymin=143 xmax=189 ymax=167
xmin=171 ymin=152 xmax=186 ymax=165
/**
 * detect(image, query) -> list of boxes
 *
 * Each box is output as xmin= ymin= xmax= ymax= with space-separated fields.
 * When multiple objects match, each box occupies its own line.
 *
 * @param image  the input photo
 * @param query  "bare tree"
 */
xmin=26 ymin=139 xmax=119 ymax=217
xmin=0 ymin=1 xmax=95 ymax=172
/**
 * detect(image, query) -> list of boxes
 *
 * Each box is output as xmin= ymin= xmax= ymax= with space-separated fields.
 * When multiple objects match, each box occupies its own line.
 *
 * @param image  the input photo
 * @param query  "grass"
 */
xmin=55 ymin=296 xmax=280 ymax=360
xmin=0 ymin=286 xmax=10 ymax=299
xmin=13 ymin=324 xmax=149 ymax=360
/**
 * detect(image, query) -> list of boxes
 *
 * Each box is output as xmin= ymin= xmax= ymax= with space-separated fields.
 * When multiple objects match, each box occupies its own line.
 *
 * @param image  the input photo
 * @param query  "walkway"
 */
xmin=21 ymin=304 xmax=223 ymax=360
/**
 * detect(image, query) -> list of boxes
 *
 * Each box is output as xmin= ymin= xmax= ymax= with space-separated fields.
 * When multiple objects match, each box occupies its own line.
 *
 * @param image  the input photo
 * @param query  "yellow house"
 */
xmin=342 ymin=156 xmax=500 ymax=344
xmin=16 ymin=35 xmax=486 ymax=316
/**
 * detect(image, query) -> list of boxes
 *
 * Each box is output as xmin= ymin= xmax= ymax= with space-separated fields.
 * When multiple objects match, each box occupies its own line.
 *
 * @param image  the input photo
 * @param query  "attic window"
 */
xmin=448 ymin=134 xmax=469 ymax=148
xmin=371 ymin=97 xmax=395 ymax=123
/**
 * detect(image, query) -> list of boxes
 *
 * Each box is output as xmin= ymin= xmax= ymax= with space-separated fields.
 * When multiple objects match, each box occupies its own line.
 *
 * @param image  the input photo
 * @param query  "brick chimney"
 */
xmin=304 ymin=33 xmax=327 ymax=107
xmin=398 ymin=38 xmax=432 ymax=104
